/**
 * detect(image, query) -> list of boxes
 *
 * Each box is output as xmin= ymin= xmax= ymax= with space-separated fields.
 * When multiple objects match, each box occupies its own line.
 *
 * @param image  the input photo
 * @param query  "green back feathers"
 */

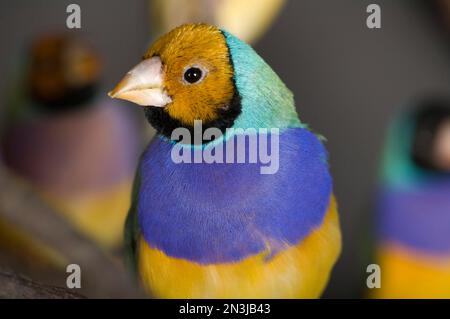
xmin=222 ymin=30 xmax=303 ymax=130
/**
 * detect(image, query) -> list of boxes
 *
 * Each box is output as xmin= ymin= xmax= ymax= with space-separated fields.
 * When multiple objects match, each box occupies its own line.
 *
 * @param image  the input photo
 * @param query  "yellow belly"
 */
xmin=372 ymin=245 xmax=450 ymax=299
xmin=41 ymin=179 xmax=133 ymax=249
xmin=138 ymin=196 xmax=341 ymax=298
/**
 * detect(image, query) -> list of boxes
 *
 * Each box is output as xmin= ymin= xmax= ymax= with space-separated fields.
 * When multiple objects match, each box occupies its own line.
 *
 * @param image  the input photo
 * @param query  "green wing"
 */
xmin=123 ymin=166 xmax=142 ymax=276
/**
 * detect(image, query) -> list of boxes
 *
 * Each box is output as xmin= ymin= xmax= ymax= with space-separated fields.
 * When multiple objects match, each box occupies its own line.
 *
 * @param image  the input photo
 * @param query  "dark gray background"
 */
xmin=0 ymin=0 xmax=449 ymax=298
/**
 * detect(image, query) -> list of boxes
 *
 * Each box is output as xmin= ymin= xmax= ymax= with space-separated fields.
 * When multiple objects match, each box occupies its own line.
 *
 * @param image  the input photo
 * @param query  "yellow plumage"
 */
xmin=372 ymin=245 xmax=450 ymax=299
xmin=42 ymin=179 xmax=133 ymax=249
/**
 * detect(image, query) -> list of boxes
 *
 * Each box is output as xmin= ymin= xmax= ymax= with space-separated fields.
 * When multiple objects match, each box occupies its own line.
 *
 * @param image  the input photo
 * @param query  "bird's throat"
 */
xmin=144 ymin=89 xmax=241 ymax=144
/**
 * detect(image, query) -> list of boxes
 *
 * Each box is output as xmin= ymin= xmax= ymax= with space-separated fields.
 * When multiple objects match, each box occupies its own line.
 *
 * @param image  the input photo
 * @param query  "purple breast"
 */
xmin=138 ymin=128 xmax=332 ymax=264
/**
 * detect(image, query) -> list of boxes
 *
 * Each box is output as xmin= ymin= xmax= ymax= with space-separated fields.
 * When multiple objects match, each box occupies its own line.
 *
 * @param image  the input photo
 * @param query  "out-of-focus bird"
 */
xmin=109 ymin=23 xmax=341 ymax=298
xmin=0 ymin=34 xmax=140 ymax=249
xmin=150 ymin=0 xmax=286 ymax=44
xmin=373 ymin=98 xmax=450 ymax=298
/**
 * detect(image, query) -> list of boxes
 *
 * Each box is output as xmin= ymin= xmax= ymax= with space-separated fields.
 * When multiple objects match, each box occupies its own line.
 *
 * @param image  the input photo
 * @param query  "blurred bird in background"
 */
xmin=150 ymin=0 xmax=286 ymax=43
xmin=109 ymin=23 xmax=341 ymax=298
xmin=373 ymin=97 xmax=450 ymax=298
xmin=0 ymin=34 xmax=140 ymax=250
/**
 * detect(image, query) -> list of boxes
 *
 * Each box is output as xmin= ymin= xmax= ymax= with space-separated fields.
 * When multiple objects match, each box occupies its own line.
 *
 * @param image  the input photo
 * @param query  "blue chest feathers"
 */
xmin=378 ymin=180 xmax=450 ymax=254
xmin=137 ymin=128 xmax=332 ymax=264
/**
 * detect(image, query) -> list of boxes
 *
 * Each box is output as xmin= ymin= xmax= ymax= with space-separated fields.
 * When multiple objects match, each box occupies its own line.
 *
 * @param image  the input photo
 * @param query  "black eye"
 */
xmin=184 ymin=67 xmax=203 ymax=84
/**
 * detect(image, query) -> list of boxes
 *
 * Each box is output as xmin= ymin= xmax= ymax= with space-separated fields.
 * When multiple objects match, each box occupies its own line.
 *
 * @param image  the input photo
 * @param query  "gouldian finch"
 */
xmin=110 ymin=24 xmax=341 ymax=298
xmin=150 ymin=0 xmax=286 ymax=44
xmin=373 ymin=98 xmax=450 ymax=298
xmin=0 ymin=34 xmax=140 ymax=249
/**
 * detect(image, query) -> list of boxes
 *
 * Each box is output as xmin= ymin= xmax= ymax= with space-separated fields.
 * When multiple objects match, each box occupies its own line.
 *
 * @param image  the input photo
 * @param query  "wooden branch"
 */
xmin=0 ymin=163 xmax=143 ymax=298
xmin=0 ymin=269 xmax=84 ymax=299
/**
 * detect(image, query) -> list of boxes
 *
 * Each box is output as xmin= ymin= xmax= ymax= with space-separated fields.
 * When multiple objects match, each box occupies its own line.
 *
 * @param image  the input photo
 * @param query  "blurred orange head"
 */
xmin=29 ymin=34 xmax=101 ymax=107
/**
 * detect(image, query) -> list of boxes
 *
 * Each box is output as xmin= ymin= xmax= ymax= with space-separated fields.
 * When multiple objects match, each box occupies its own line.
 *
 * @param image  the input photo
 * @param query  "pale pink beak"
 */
xmin=108 ymin=56 xmax=172 ymax=107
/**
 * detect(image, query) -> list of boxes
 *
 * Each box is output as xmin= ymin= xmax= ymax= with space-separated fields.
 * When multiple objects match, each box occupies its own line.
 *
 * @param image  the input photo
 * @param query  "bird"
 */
xmin=0 ymin=34 xmax=140 ymax=249
xmin=109 ymin=23 xmax=341 ymax=298
xmin=150 ymin=0 xmax=286 ymax=44
xmin=373 ymin=97 xmax=450 ymax=298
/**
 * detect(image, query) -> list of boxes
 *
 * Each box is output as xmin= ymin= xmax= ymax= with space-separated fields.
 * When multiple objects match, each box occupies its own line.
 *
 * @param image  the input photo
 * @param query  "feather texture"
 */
xmin=138 ymin=196 xmax=340 ymax=298
xmin=138 ymin=128 xmax=331 ymax=264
